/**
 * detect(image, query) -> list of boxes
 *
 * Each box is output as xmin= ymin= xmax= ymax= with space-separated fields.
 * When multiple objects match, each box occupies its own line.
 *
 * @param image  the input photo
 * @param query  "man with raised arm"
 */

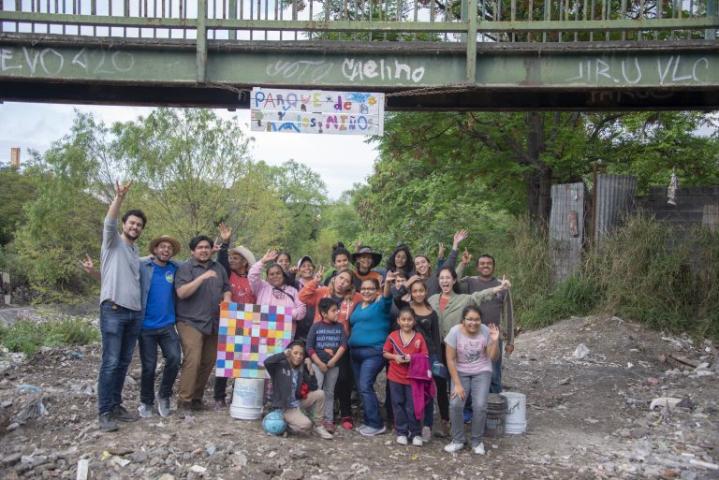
xmin=98 ymin=181 xmax=146 ymax=432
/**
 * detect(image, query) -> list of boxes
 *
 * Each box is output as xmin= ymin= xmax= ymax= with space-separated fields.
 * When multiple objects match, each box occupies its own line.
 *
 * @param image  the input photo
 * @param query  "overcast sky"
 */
xmin=0 ymin=102 xmax=379 ymax=199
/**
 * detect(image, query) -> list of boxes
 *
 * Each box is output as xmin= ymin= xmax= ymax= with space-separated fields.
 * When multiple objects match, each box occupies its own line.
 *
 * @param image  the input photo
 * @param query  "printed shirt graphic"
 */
xmin=143 ymin=262 xmax=177 ymax=330
xmin=229 ymin=272 xmax=256 ymax=304
xmin=444 ymin=324 xmax=491 ymax=376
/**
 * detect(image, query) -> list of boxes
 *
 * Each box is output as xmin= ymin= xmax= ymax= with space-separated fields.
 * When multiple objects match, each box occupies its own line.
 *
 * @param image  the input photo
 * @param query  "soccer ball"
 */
xmin=262 ymin=410 xmax=287 ymax=436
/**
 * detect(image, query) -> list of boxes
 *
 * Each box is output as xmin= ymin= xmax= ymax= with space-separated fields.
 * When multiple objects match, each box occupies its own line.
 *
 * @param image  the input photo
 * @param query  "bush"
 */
xmin=522 ymin=276 xmax=600 ymax=328
xmin=0 ymin=317 xmax=99 ymax=356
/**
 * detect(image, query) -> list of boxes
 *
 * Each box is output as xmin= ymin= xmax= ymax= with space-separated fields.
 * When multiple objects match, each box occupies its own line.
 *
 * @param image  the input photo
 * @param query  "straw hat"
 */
xmin=229 ymin=245 xmax=256 ymax=265
xmin=148 ymin=235 xmax=181 ymax=256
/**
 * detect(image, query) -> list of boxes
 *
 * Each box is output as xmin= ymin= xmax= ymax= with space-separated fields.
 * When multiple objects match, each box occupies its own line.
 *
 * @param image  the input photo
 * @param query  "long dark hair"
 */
xmin=386 ymin=244 xmax=413 ymax=276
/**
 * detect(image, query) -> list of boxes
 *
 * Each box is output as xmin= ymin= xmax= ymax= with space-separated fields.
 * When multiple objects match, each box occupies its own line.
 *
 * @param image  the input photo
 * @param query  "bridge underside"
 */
xmin=1 ymin=36 xmax=718 ymax=110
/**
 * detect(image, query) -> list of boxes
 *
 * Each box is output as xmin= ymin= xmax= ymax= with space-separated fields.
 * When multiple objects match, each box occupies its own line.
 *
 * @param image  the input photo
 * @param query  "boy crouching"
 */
xmin=264 ymin=341 xmax=334 ymax=439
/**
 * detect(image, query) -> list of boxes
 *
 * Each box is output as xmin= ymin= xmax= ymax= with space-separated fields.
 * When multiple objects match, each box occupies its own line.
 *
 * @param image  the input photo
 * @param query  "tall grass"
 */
xmin=0 ymin=317 xmax=99 ymax=356
xmin=492 ymin=215 xmax=719 ymax=339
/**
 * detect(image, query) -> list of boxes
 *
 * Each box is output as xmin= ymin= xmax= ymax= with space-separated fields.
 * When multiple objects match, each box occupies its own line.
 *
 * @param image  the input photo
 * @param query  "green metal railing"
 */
xmin=1 ymin=0 xmax=717 ymax=82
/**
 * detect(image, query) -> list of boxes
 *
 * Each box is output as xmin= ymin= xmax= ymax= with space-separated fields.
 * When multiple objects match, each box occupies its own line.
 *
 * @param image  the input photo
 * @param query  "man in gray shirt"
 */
xmin=459 ymin=254 xmax=514 ymax=394
xmin=98 ymin=181 xmax=146 ymax=432
xmin=175 ymin=235 xmax=231 ymax=411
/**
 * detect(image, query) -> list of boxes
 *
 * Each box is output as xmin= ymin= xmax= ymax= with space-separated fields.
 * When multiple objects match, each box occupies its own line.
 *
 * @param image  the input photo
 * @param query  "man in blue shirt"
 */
xmin=137 ymin=235 xmax=182 ymax=418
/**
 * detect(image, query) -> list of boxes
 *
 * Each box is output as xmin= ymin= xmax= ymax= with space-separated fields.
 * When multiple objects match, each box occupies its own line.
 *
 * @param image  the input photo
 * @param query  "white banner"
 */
xmin=250 ymin=88 xmax=384 ymax=136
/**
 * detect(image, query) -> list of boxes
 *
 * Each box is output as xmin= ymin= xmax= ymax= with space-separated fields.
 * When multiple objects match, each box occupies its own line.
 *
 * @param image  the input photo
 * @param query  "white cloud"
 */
xmin=0 ymin=102 xmax=377 ymax=198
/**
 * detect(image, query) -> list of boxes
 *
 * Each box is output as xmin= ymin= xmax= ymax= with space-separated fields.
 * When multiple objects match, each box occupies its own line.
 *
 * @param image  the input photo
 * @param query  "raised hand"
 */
xmin=218 ymin=222 xmax=232 ymax=243
xmin=452 ymin=229 xmax=469 ymax=249
xmin=80 ymin=254 xmax=94 ymax=273
xmin=488 ymin=323 xmax=500 ymax=342
xmin=385 ymin=270 xmax=397 ymax=283
xmin=114 ymin=180 xmax=132 ymax=198
xmin=437 ymin=242 xmax=446 ymax=259
xmin=314 ymin=265 xmax=325 ymax=283
xmin=261 ymin=249 xmax=279 ymax=263
xmin=461 ymin=248 xmax=472 ymax=266
xmin=498 ymin=275 xmax=511 ymax=290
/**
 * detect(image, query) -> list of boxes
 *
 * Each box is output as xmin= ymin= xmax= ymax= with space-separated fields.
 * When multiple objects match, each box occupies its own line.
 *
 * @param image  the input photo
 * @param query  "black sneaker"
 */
xmin=99 ymin=412 xmax=119 ymax=432
xmin=190 ymin=399 xmax=205 ymax=411
xmin=111 ymin=404 xmax=139 ymax=422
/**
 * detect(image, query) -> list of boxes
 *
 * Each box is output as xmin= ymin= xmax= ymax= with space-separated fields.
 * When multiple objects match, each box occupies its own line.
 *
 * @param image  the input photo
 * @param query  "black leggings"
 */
xmin=436 ymin=345 xmax=450 ymax=421
xmin=335 ymin=353 xmax=354 ymax=418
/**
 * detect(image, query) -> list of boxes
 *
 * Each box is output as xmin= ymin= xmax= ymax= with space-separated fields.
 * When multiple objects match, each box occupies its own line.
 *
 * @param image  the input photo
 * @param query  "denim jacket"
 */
xmin=139 ymin=256 xmax=182 ymax=318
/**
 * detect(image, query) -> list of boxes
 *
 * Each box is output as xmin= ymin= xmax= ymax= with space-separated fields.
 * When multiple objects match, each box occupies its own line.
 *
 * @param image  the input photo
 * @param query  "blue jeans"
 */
xmin=389 ymin=381 xmax=419 ymax=438
xmin=138 ymin=325 xmax=181 ymax=405
xmin=350 ymin=346 xmax=385 ymax=429
xmin=465 ymin=340 xmax=503 ymax=421
xmin=450 ymin=371 xmax=491 ymax=447
xmin=98 ymin=302 xmax=142 ymax=415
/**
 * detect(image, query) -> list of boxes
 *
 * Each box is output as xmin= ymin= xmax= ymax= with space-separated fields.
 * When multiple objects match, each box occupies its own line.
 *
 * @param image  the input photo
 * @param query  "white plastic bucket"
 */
xmin=502 ymin=391 xmax=527 ymax=434
xmin=230 ymin=378 xmax=264 ymax=420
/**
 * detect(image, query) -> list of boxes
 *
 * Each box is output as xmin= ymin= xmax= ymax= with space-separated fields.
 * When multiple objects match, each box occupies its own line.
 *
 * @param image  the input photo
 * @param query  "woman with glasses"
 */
xmin=249 ymin=250 xmax=307 ymax=335
xmin=348 ymin=270 xmax=397 ymax=437
xmin=443 ymin=305 xmax=500 ymax=455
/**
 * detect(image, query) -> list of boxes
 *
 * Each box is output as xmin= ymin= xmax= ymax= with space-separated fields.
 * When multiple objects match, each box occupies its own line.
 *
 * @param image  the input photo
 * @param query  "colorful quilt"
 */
xmin=215 ymin=302 xmax=294 ymax=379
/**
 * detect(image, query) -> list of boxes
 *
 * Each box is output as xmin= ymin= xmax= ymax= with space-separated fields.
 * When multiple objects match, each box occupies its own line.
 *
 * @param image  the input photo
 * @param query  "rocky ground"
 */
xmin=0 ymin=312 xmax=717 ymax=480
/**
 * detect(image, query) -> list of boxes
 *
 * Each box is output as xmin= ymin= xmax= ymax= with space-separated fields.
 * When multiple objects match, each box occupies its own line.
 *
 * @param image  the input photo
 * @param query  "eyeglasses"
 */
xmin=463 ymin=317 xmax=482 ymax=322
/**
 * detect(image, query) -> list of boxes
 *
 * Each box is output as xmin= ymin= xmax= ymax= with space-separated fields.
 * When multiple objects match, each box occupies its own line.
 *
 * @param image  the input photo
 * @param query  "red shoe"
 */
xmin=340 ymin=416 xmax=353 ymax=430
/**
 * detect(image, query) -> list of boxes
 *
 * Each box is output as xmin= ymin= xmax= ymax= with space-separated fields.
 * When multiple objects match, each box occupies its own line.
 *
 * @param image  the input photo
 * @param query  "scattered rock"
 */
xmin=573 ymin=343 xmax=590 ymax=360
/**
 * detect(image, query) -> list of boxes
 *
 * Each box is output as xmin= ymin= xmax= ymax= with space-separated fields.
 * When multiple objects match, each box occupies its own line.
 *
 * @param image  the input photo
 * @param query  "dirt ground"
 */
xmin=0 ymin=312 xmax=717 ymax=480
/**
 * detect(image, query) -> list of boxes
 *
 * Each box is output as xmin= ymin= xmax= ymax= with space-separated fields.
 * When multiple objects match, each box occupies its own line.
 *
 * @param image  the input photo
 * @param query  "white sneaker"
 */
xmin=314 ymin=425 xmax=334 ymax=440
xmin=156 ymin=397 xmax=171 ymax=418
xmin=473 ymin=442 xmax=486 ymax=455
xmin=137 ymin=403 xmax=153 ymax=418
xmin=358 ymin=425 xmax=386 ymax=437
xmin=412 ymin=436 xmax=423 ymax=447
xmin=444 ymin=441 xmax=464 ymax=453
xmin=421 ymin=426 xmax=432 ymax=442
xmin=396 ymin=435 xmax=408 ymax=445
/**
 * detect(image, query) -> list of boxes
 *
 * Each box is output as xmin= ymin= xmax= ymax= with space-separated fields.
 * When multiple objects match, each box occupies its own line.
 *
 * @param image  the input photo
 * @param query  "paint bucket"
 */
xmin=502 ymin=391 xmax=527 ymax=434
xmin=230 ymin=378 xmax=264 ymax=420
xmin=484 ymin=393 xmax=507 ymax=437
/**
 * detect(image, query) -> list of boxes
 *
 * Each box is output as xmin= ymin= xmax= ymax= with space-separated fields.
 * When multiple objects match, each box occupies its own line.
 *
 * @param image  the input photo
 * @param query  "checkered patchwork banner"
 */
xmin=215 ymin=303 xmax=294 ymax=379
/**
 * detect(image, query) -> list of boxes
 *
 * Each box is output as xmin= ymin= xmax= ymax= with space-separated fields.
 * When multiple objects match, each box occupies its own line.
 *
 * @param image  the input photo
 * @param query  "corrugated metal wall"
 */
xmin=594 ymin=174 xmax=637 ymax=244
xmin=549 ymin=182 xmax=585 ymax=284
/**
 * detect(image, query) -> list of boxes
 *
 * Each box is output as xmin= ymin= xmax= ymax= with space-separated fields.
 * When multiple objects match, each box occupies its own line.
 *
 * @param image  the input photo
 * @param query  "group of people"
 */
xmin=94 ymin=180 xmax=515 ymax=455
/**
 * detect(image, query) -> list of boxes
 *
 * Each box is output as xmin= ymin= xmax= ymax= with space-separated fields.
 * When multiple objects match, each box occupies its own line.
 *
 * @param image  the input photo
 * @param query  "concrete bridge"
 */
xmin=1 ymin=0 xmax=717 ymax=110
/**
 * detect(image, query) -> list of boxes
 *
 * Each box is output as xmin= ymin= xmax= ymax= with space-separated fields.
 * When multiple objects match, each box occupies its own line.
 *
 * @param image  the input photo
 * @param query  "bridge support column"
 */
xmin=466 ymin=0 xmax=477 ymax=82
xmin=196 ymin=0 xmax=208 ymax=83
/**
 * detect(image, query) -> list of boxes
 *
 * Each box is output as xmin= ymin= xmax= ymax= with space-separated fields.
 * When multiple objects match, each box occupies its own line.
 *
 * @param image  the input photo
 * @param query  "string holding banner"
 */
xmin=251 ymin=87 xmax=385 ymax=136
xmin=216 ymin=302 xmax=294 ymax=379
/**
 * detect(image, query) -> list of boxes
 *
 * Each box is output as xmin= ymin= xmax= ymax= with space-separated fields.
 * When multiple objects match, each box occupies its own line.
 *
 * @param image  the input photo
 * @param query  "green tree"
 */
xmin=0 ymin=165 xmax=40 ymax=245
xmin=14 ymin=113 xmax=109 ymax=299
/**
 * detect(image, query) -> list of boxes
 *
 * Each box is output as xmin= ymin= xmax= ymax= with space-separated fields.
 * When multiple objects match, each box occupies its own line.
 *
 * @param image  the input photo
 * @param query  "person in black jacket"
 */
xmin=263 ymin=341 xmax=334 ymax=439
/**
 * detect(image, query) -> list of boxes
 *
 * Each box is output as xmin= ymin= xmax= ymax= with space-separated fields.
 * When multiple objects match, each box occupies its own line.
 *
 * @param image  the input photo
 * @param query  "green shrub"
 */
xmin=0 ymin=317 xmax=99 ymax=356
xmin=521 ymin=275 xmax=601 ymax=328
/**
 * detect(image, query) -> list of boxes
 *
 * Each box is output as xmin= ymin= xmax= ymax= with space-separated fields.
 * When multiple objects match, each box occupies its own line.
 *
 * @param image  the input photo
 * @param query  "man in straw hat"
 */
xmin=137 ymin=235 xmax=183 ymax=419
